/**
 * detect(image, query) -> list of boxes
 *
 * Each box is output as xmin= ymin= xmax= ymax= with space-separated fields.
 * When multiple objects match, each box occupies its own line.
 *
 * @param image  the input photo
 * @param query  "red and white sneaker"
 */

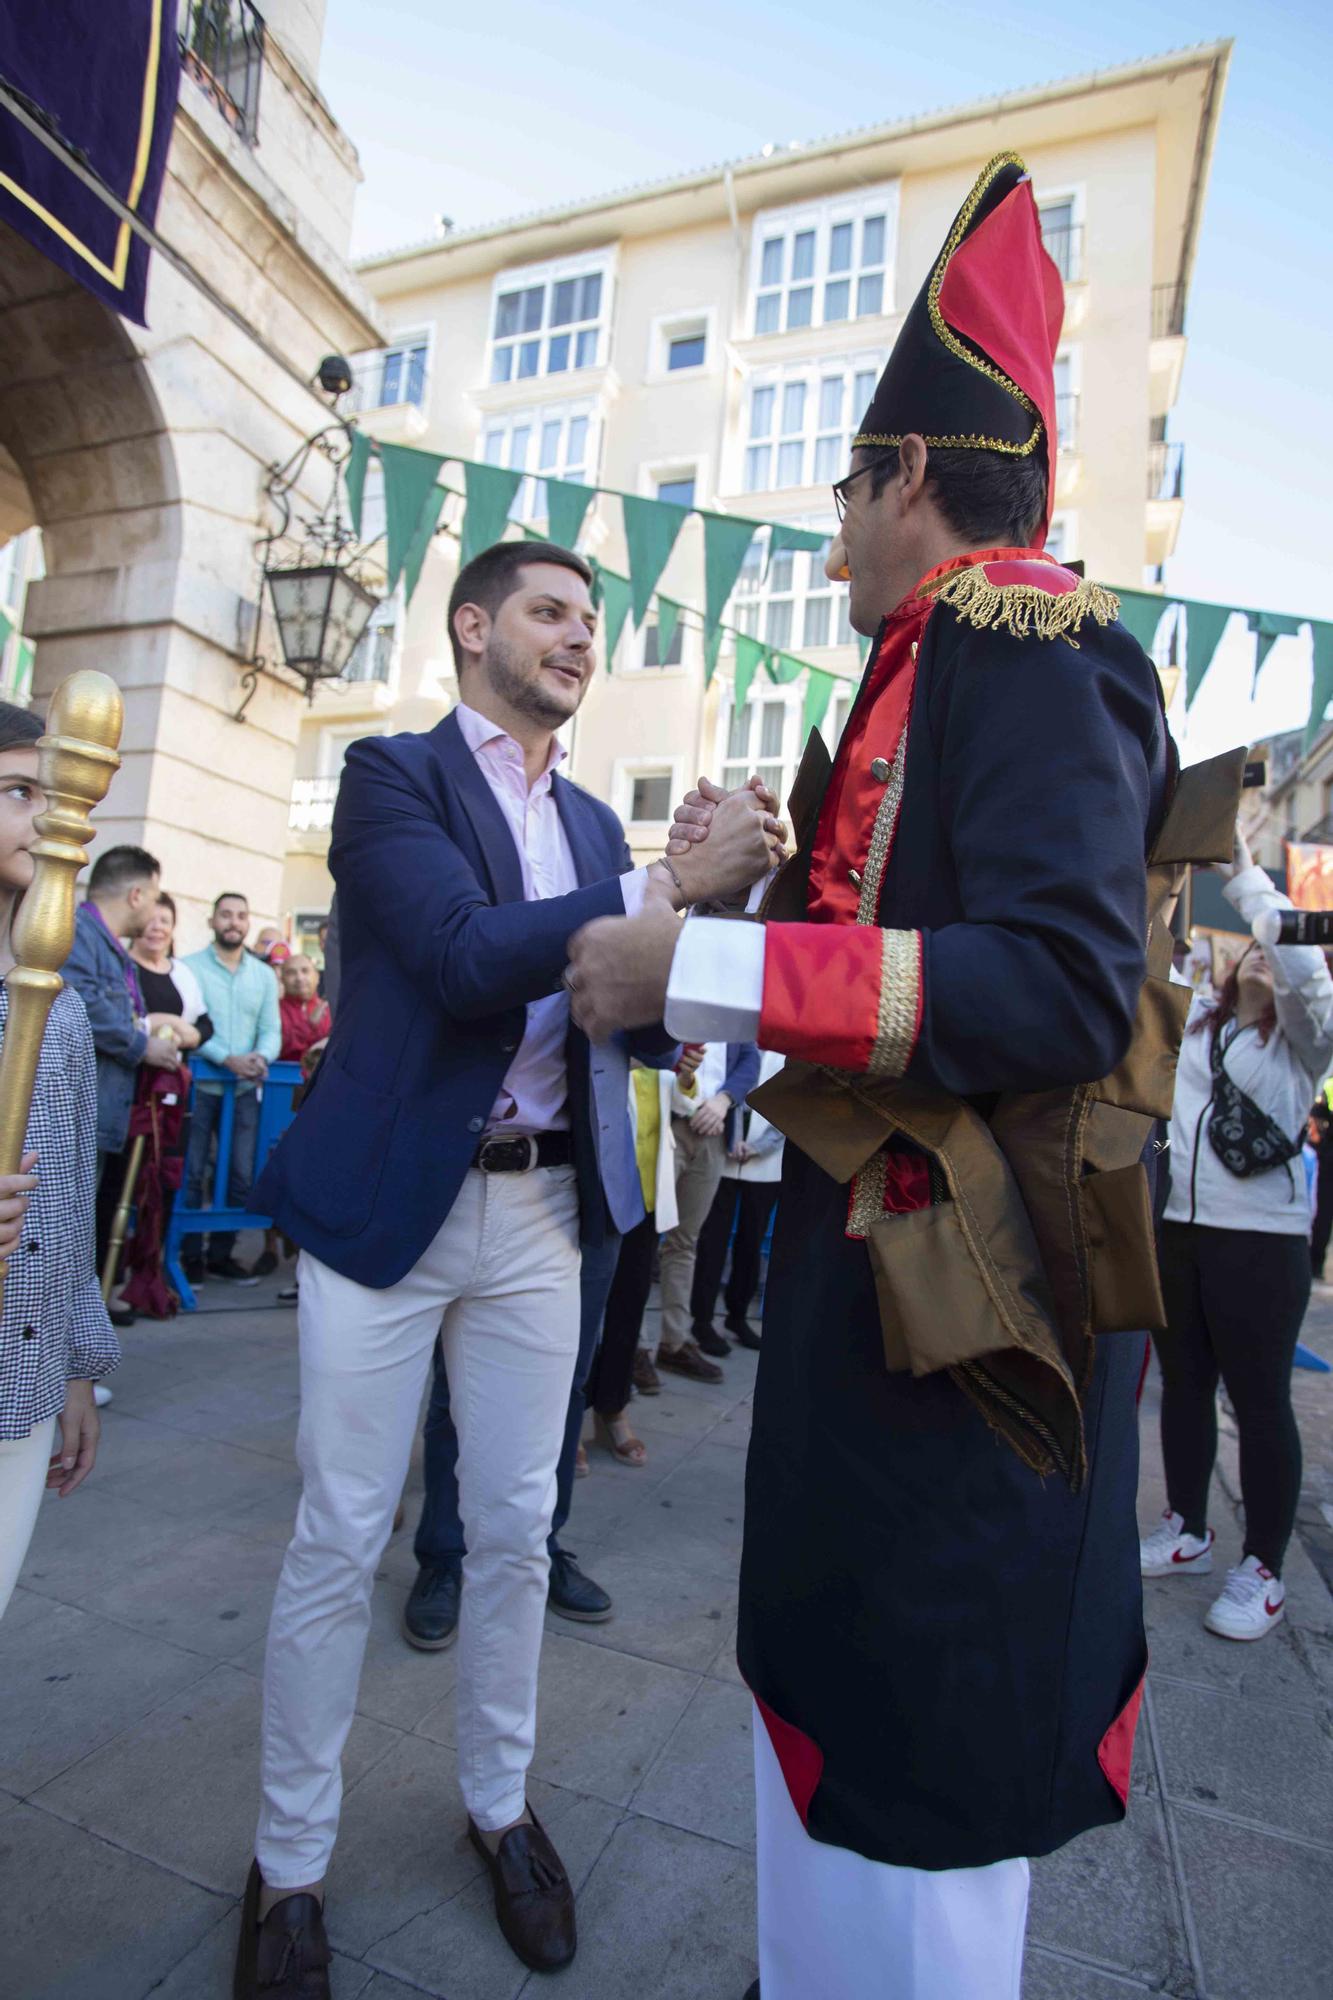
xmin=1139 ymin=1509 xmax=1215 ymax=1578
xmin=1204 ymin=1556 xmax=1285 ymax=1641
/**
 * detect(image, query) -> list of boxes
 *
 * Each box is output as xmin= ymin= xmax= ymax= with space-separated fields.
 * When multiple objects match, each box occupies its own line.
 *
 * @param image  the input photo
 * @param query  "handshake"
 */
xmin=564 ymin=776 xmax=787 ymax=1042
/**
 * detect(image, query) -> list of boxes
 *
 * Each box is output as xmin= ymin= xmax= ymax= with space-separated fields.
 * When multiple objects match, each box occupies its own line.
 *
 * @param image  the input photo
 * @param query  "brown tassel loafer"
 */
xmin=467 ymin=1807 xmax=576 ymax=1971
xmin=233 ymin=1859 xmax=331 ymax=1998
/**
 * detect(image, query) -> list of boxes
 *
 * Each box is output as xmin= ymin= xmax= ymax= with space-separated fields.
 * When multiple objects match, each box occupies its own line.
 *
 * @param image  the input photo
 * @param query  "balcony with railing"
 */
xmin=1146 ymin=439 xmax=1185 ymax=566
xmin=1040 ymin=223 xmax=1084 ymax=285
xmin=1149 ymin=281 xmax=1188 ymax=417
xmin=288 ymin=776 xmax=339 ymax=834
xmin=1151 ymin=284 xmax=1186 ymax=340
xmin=178 ymin=0 xmax=265 ymax=143
xmin=344 ymin=336 xmax=431 ymax=440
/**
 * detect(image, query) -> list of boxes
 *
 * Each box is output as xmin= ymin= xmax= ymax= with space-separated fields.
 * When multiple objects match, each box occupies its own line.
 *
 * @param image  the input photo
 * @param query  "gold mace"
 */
xmin=0 ymin=670 xmax=124 ymax=1309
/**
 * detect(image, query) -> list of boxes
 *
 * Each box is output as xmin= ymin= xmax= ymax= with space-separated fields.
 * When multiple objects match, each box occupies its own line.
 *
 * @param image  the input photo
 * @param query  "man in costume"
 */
xmin=567 ymin=153 xmax=1241 ymax=1997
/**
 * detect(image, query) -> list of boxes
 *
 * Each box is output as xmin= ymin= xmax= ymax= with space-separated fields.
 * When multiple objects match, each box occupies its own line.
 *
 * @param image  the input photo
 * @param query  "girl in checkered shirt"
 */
xmin=0 ymin=702 xmax=118 ymax=1617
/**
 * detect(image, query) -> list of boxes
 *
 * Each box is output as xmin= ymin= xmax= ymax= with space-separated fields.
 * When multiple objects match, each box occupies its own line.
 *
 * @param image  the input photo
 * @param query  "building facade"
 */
xmin=273 ymin=43 xmax=1228 ymax=932
xmin=0 ymin=0 xmax=382 ymax=945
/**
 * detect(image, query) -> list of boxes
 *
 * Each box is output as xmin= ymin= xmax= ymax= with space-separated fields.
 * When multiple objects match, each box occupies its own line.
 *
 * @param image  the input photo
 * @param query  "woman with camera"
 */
xmin=1142 ymin=829 xmax=1333 ymax=1640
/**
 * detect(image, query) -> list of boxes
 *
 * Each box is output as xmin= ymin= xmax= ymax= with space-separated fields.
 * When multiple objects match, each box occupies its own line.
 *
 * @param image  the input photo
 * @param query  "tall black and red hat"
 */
xmin=853 ymin=152 xmax=1064 ymax=545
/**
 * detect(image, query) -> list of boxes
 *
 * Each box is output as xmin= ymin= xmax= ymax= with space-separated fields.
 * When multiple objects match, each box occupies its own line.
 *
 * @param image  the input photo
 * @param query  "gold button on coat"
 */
xmin=870 ymin=756 xmax=891 ymax=782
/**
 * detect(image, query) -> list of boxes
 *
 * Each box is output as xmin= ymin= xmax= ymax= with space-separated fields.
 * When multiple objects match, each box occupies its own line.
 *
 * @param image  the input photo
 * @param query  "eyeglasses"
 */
xmin=832 ymin=462 xmax=877 ymax=522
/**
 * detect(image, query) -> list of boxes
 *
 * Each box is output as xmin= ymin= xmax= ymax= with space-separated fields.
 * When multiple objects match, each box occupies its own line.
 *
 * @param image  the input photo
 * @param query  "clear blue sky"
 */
xmin=319 ymin=1 xmax=1332 ymax=756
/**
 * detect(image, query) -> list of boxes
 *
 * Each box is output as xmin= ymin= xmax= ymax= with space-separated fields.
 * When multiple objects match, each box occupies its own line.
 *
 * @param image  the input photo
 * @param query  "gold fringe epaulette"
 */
xmin=929 ymin=565 xmax=1120 ymax=649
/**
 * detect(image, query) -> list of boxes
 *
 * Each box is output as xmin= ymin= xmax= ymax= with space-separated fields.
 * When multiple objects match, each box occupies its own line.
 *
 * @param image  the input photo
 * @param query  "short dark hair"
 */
xmin=213 ymin=890 xmax=248 ymax=914
xmin=447 ymin=540 xmax=593 ymax=672
xmin=88 ymin=844 xmax=160 ymax=898
xmin=0 ymin=702 xmax=42 ymax=756
xmin=867 ymin=445 xmax=1047 ymax=548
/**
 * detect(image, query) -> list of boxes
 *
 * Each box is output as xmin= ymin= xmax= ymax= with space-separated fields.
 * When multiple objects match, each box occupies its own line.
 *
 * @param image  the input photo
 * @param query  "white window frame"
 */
xmin=1053 ymin=345 xmax=1081 ymax=452
xmin=348 ymin=325 xmax=433 ymax=414
xmin=479 ymin=400 xmax=600 ymax=524
xmin=317 ymin=725 xmax=368 ymax=781
xmin=647 ymin=307 xmax=717 ymax=382
xmin=716 ymin=685 xmax=805 ymax=809
xmin=613 ymin=755 xmax=686 ymax=834
xmin=1036 ymin=184 xmax=1086 ymax=284
xmin=1044 ymin=511 xmax=1078 ymax=565
xmin=344 ymin=588 xmax=402 ymax=690
xmin=741 ymin=350 xmax=885 ymax=495
xmin=486 ymin=247 xmax=616 ymax=386
xmin=747 ymin=181 xmax=900 ymax=339
xmin=730 ymin=524 xmax=853 ymax=657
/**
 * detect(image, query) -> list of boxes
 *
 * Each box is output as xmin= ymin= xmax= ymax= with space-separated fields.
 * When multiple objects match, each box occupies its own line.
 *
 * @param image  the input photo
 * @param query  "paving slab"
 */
xmin=1151 ymin=1676 xmax=1333 ymax=1844
xmin=75 ymin=1523 xmax=288 ymax=1661
xmin=540 ymin=1812 xmax=757 ymax=2000
xmin=16 ymin=1485 xmax=187 ymax=1608
xmin=362 ymin=1788 xmax=620 ymax=1999
xmin=1027 ymin=1794 xmax=1191 ymax=1992
xmin=0 ymin=1591 xmax=214 ymax=1794
xmin=1142 ymin=1579 xmax=1330 ymax=1709
xmin=94 ymin=1429 xmax=300 ymax=1527
xmin=32 ymin=1661 xmax=400 ymax=1895
xmin=552 ymin=1549 xmax=737 ymax=1674
xmin=633 ymin=1675 xmax=755 ymax=1848
xmin=1021 ymin=1946 xmax=1158 ymax=1996
xmin=1173 ymin=1808 xmax=1333 ymax=2000
xmin=0 ymin=1800 xmax=225 ymax=2000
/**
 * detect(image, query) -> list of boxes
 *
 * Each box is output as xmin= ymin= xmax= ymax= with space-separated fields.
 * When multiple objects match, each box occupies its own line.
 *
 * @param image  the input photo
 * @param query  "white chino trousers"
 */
xmin=256 ymin=1165 xmax=581 ymax=1888
xmin=754 ymin=1704 xmax=1030 ymax=2000
xmin=0 ymin=1416 xmax=57 ymax=1619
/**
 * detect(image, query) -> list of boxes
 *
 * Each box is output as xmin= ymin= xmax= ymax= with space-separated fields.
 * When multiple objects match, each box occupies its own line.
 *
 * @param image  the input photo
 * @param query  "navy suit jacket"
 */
xmin=255 ymin=711 xmax=675 ymax=1289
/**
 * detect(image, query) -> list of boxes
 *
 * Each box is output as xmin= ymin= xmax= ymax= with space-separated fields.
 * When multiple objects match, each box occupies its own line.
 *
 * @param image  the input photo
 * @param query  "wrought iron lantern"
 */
xmin=237 ymin=357 xmax=382 ymax=718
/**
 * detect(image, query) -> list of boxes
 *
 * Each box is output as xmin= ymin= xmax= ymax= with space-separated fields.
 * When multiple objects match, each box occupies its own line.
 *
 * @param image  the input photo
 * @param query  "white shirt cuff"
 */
xmin=665 ymin=916 xmax=765 ymax=1042
xmin=621 ymin=867 xmax=649 ymax=918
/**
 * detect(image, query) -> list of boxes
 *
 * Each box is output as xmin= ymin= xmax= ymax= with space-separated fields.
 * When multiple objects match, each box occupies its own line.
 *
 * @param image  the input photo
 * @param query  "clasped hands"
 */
xmin=566 ymin=776 xmax=786 ymax=1042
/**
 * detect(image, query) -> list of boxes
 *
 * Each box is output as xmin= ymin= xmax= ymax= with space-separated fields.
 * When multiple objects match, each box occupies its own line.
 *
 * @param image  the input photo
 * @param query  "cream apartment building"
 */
xmin=281 ymin=41 xmax=1229 ymax=937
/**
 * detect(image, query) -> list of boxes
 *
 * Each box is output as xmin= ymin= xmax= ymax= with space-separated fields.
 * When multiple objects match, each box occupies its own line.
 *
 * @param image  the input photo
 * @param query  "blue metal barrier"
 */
xmin=163 ymin=1058 xmax=303 ymax=1310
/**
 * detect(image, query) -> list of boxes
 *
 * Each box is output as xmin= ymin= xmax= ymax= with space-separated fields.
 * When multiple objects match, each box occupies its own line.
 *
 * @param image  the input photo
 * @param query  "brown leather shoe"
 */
xmin=233 ymin=1859 xmax=331 ymax=1998
xmin=632 ymin=1349 xmax=662 ymax=1396
xmin=657 ymin=1339 xmax=724 ymax=1384
xmin=468 ymin=1808 xmax=576 ymax=1971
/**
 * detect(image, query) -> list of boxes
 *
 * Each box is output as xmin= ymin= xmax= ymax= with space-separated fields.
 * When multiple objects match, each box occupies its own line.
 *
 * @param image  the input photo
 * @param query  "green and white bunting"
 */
xmin=621 ymin=493 xmax=688 ymax=625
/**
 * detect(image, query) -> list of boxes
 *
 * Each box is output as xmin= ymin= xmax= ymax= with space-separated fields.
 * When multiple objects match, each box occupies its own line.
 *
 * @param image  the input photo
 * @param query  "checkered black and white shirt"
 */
xmin=0 ymin=983 xmax=118 ymax=1440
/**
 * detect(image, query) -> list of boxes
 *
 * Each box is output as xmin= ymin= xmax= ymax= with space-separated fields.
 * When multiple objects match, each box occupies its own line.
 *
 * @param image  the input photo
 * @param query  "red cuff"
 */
xmin=760 ymin=923 xmax=922 ymax=1076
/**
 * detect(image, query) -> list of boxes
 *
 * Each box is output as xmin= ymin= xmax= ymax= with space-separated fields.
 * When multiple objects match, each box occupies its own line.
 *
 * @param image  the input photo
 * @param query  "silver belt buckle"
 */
xmin=518 ymin=1135 xmax=538 ymax=1171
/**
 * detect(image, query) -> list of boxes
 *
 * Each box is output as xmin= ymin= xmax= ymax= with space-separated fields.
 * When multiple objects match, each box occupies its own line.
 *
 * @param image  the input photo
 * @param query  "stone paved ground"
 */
xmin=2 ymin=1258 xmax=1331 ymax=2000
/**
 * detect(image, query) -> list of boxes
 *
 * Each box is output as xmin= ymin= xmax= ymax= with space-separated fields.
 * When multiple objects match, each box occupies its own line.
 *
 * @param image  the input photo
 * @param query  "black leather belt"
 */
xmin=473 ymin=1131 xmax=573 ymax=1173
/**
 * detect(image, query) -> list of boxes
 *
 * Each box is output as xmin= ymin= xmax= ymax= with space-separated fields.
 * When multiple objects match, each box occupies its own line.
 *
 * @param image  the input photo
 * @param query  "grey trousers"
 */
xmin=657 ymin=1115 xmax=725 ymax=1353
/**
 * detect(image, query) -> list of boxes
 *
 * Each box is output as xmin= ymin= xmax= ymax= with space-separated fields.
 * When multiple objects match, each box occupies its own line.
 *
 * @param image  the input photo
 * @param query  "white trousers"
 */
xmin=256 ymin=1166 xmax=581 ymax=1888
xmin=0 ymin=1416 xmax=57 ymax=1619
xmin=754 ymin=1704 xmax=1030 ymax=2000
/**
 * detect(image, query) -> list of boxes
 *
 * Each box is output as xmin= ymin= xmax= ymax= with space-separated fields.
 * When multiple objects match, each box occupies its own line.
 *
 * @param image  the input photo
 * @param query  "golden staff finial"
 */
xmin=0 ymin=671 xmax=123 ymax=1306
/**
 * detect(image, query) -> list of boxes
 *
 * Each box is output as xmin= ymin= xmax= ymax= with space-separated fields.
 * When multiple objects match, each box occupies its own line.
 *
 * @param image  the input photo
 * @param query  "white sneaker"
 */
xmin=92 ymin=1384 xmax=113 ymax=1409
xmin=1205 ymin=1555 xmax=1285 ymax=1641
xmin=1139 ymin=1509 xmax=1214 ymax=1577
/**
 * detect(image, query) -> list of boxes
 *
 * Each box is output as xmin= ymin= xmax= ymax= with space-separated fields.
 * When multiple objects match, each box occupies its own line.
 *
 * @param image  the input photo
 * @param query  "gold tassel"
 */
xmin=930 ymin=566 xmax=1120 ymax=649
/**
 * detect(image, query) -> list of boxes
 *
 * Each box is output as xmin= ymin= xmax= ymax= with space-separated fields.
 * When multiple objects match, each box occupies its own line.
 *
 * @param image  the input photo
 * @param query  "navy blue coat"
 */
xmin=256 ymin=712 xmax=675 ymax=1289
xmin=61 ymin=902 xmax=148 ymax=1154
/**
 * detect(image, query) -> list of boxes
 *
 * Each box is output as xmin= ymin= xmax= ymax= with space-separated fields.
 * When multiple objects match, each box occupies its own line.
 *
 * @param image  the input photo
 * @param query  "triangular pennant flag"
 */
xmin=13 ymin=636 xmax=34 ymax=701
xmin=1115 ymin=588 xmax=1170 ymax=660
xmin=460 ymin=459 xmax=522 ymax=567
xmin=766 ymin=524 xmax=827 ymax=576
xmin=1248 ymin=608 xmax=1303 ymax=695
xmin=703 ymin=514 xmax=759 ymax=661
xmin=594 ymin=566 xmax=633 ymax=671
xmin=546 ymin=477 xmax=596 ymax=552
xmin=704 ymin=622 xmax=726 ymax=685
xmin=654 ymin=596 xmax=682 ymax=665
xmin=344 ymin=427 xmax=371 ymax=539
xmin=802 ymin=668 xmax=836 ymax=739
xmin=379 ymin=440 xmax=446 ymax=590
xmin=0 ymin=606 xmax=13 ymax=652
xmin=622 ymin=493 xmax=688 ymax=625
xmin=767 ymin=651 xmax=804 ymax=684
xmin=1304 ymin=623 xmax=1333 ymax=752
xmin=1182 ymin=600 xmax=1233 ymax=707
xmin=402 ymin=483 xmax=447 ymax=607
xmin=733 ymin=634 xmax=768 ymax=710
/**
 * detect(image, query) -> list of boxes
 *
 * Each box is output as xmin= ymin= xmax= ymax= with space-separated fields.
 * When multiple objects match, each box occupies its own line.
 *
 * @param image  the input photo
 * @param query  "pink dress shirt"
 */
xmin=454 ymin=703 xmax=645 ymax=1136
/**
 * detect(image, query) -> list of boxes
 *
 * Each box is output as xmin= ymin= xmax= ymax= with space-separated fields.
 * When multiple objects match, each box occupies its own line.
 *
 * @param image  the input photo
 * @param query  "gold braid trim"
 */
xmin=928 ymin=566 xmax=1119 ymax=649
xmin=846 ymin=1149 xmax=888 ymax=1240
xmin=868 ymin=928 xmax=921 ymax=1078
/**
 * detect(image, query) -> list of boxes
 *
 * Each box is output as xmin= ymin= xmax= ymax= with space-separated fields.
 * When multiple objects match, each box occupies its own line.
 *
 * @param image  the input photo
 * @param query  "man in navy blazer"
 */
xmin=238 ymin=540 xmax=779 ymax=1997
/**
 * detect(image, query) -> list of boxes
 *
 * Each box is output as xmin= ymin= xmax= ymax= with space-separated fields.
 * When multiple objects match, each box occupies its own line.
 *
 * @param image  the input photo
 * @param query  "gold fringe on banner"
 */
xmin=928 ymin=565 xmax=1120 ymax=648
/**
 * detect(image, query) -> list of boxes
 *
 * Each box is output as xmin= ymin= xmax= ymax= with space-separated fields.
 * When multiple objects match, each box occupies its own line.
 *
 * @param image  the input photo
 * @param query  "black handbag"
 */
xmin=1206 ymin=1030 xmax=1304 ymax=1179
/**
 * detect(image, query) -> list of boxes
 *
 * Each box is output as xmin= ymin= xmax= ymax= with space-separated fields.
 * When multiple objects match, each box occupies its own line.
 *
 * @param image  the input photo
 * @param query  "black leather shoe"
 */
xmin=695 ymin=1322 xmax=732 ymax=1358
xmin=403 ymin=1562 xmax=462 ymax=1650
xmin=547 ymin=1548 xmax=612 ymax=1622
xmin=233 ymin=1859 xmax=331 ymax=1998
xmin=726 ymin=1314 xmax=762 ymax=1351
xmin=468 ymin=1807 xmax=576 ymax=1971
xmin=742 ymin=1983 xmax=760 ymax=2000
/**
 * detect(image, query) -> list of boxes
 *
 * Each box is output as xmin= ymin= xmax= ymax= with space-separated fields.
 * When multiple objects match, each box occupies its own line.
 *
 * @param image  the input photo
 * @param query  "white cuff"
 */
xmin=621 ymin=867 xmax=649 ymax=918
xmin=665 ymin=917 xmax=765 ymax=1042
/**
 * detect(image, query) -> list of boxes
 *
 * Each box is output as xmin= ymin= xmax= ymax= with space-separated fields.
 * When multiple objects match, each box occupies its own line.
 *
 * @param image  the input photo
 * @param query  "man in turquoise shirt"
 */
xmin=182 ymin=892 xmax=282 ymax=1284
